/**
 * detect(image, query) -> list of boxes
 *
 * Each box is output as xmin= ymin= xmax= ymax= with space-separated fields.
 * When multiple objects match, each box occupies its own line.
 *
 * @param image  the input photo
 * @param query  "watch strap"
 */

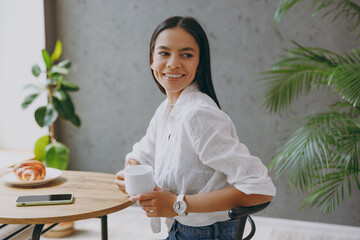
xmin=177 ymin=194 xmax=185 ymax=202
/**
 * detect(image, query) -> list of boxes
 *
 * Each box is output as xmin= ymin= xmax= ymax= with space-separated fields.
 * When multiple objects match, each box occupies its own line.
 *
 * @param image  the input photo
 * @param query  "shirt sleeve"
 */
xmin=125 ymin=111 xmax=157 ymax=167
xmin=183 ymin=107 xmax=276 ymax=196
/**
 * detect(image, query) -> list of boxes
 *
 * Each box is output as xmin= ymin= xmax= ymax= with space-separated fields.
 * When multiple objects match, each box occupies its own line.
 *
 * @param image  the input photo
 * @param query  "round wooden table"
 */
xmin=0 ymin=169 xmax=133 ymax=239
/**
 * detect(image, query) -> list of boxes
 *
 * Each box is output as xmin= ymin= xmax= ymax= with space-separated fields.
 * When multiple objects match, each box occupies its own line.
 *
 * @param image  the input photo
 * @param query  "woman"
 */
xmin=115 ymin=16 xmax=276 ymax=240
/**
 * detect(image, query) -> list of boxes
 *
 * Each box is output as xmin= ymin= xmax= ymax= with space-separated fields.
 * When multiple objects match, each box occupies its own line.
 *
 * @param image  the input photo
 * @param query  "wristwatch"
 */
xmin=173 ymin=194 xmax=187 ymax=216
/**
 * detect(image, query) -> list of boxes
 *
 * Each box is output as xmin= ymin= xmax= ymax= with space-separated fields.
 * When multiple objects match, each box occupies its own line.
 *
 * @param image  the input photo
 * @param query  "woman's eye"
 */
xmin=183 ymin=53 xmax=193 ymax=58
xmin=159 ymin=52 xmax=169 ymax=56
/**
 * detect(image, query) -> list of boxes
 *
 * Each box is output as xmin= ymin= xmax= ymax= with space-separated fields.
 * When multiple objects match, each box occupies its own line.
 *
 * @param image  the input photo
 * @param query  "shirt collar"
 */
xmin=167 ymin=82 xmax=199 ymax=118
xmin=175 ymin=82 xmax=199 ymax=105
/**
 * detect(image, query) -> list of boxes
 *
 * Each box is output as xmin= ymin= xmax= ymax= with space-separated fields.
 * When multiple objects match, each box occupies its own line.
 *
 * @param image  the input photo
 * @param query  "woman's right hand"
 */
xmin=114 ymin=158 xmax=140 ymax=193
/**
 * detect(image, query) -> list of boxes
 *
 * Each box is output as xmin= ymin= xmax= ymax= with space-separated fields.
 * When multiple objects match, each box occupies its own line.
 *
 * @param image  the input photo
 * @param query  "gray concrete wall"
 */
xmin=50 ymin=0 xmax=360 ymax=226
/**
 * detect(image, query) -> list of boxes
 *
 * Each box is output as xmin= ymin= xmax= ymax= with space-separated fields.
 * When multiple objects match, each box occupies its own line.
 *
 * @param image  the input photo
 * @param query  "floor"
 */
xmin=7 ymin=205 xmax=360 ymax=240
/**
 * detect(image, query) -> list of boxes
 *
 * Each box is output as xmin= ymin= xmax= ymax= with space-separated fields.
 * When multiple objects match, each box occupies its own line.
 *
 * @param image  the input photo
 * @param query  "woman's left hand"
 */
xmin=129 ymin=187 xmax=178 ymax=218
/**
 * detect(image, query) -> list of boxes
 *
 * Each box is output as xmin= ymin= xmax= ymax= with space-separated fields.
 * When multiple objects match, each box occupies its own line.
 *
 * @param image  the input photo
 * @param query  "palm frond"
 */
xmin=287 ymin=44 xmax=360 ymax=66
xmin=270 ymin=110 xmax=360 ymax=192
xmin=274 ymin=0 xmax=360 ymax=36
xmin=328 ymin=63 xmax=360 ymax=107
xmin=274 ymin=0 xmax=301 ymax=26
xmin=260 ymin=45 xmax=360 ymax=114
xmin=261 ymin=64 xmax=329 ymax=113
xmin=301 ymin=168 xmax=360 ymax=212
xmin=260 ymin=44 xmax=344 ymax=114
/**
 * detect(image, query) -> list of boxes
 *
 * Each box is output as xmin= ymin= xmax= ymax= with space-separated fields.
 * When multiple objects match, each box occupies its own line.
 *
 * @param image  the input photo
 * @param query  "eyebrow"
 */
xmin=156 ymin=45 xmax=197 ymax=52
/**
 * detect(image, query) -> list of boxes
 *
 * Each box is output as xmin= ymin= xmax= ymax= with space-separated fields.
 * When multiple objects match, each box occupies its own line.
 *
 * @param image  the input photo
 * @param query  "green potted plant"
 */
xmin=22 ymin=40 xmax=80 ymax=170
xmin=260 ymin=0 xmax=360 ymax=212
xmin=21 ymin=39 xmax=80 ymax=238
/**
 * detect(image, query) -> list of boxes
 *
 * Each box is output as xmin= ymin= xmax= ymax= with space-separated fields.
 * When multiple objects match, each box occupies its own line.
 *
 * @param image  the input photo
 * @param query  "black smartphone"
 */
xmin=16 ymin=194 xmax=74 ymax=207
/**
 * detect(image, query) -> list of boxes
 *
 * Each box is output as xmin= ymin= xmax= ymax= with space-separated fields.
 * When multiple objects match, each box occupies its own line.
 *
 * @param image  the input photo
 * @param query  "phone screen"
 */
xmin=16 ymin=194 xmax=73 ymax=206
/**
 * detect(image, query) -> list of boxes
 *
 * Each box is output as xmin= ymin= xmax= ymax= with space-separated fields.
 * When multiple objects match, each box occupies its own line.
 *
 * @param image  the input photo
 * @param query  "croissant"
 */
xmin=13 ymin=160 xmax=46 ymax=181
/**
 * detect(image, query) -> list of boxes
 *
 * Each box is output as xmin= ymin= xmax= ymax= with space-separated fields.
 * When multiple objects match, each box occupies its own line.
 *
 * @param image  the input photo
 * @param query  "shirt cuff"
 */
xmin=234 ymin=180 xmax=276 ymax=197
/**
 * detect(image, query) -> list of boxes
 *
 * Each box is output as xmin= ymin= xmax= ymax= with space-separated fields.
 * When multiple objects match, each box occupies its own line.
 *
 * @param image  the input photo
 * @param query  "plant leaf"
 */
xmin=34 ymin=106 xmax=46 ymax=127
xmin=23 ymin=83 xmax=45 ymax=92
xmin=34 ymin=104 xmax=58 ymax=127
xmin=52 ymin=90 xmax=75 ymax=120
xmin=34 ymin=135 xmax=50 ymax=161
xmin=42 ymin=49 xmax=51 ymax=70
xmin=60 ymin=80 xmax=79 ymax=91
xmin=259 ymin=44 xmax=360 ymax=114
xmin=51 ymin=65 xmax=69 ymax=75
xmin=269 ymin=109 xmax=360 ymax=212
xmin=328 ymin=63 xmax=360 ymax=107
xmin=45 ymin=142 xmax=69 ymax=170
xmin=273 ymin=0 xmax=360 ymax=37
xmin=51 ymin=40 xmax=62 ymax=63
xmin=58 ymin=59 xmax=71 ymax=68
xmin=274 ymin=0 xmax=300 ymax=26
xmin=300 ymin=170 xmax=359 ymax=213
xmin=70 ymin=114 xmax=81 ymax=127
xmin=21 ymin=93 xmax=40 ymax=109
xmin=32 ymin=64 xmax=41 ymax=77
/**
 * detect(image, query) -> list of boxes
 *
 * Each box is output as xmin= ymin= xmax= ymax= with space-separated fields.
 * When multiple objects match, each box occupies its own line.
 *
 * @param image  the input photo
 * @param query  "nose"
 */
xmin=167 ymin=55 xmax=180 ymax=69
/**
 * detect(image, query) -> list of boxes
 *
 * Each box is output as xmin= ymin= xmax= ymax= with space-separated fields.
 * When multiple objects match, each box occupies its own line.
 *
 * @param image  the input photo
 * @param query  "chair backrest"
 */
xmin=228 ymin=201 xmax=271 ymax=240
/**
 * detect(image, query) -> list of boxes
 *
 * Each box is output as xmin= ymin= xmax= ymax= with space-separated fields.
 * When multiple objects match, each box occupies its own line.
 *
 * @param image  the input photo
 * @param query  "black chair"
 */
xmin=228 ymin=201 xmax=271 ymax=240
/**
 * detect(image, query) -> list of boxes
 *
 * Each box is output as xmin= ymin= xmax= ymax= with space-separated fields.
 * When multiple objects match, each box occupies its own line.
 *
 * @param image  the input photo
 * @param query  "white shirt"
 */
xmin=126 ymin=83 xmax=276 ymax=228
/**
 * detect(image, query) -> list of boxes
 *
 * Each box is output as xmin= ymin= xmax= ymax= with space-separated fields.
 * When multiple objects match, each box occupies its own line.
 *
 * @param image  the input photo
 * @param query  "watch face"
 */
xmin=174 ymin=201 xmax=186 ymax=213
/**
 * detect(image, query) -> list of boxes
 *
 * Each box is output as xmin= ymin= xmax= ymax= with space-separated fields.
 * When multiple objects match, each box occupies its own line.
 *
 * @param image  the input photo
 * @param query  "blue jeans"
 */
xmin=164 ymin=220 xmax=237 ymax=240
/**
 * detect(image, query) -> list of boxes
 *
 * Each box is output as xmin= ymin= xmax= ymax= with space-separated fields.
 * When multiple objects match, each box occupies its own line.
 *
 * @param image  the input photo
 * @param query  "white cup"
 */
xmin=124 ymin=165 xmax=155 ymax=196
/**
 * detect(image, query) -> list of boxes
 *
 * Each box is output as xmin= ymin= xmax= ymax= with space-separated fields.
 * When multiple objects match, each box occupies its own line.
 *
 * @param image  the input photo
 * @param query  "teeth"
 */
xmin=165 ymin=74 xmax=183 ymax=78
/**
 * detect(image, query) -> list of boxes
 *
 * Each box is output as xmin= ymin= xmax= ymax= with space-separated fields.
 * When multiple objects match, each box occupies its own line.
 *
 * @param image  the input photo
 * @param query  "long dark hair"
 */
xmin=149 ymin=16 xmax=221 ymax=109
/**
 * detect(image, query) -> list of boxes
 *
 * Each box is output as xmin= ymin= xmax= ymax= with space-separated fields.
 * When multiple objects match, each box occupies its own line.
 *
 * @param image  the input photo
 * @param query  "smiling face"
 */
xmin=150 ymin=27 xmax=200 ymax=103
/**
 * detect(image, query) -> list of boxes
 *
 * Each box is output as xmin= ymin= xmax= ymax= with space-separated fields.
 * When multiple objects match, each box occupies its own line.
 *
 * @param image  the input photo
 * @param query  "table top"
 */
xmin=0 ymin=169 xmax=133 ymax=224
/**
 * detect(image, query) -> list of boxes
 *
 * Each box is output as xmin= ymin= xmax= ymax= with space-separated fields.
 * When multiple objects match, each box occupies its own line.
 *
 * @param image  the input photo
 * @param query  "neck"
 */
xmin=166 ymin=90 xmax=183 ymax=106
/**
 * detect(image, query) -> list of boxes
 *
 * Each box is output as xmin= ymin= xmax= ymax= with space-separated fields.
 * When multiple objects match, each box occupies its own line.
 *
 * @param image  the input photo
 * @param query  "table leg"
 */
xmin=101 ymin=215 xmax=108 ymax=240
xmin=31 ymin=224 xmax=44 ymax=240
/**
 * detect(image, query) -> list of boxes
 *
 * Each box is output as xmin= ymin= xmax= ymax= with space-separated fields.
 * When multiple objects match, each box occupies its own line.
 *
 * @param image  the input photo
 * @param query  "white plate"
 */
xmin=1 ymin=167 xmax=62 ymax=186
